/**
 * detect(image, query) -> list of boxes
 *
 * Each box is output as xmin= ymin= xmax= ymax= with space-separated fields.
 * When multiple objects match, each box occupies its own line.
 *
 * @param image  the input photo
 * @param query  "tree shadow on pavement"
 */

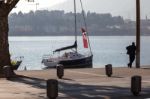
xmin=58 ymin=80 xmax=150 ymax=99
xmin=9 ymin=75 xmax=46 ymax=89
xmin=8 ymin=75 xmax=150 ymax=99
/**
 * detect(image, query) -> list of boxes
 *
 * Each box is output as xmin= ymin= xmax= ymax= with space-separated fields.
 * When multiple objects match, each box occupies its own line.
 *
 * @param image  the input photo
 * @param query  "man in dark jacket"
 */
xmin=126 ymin=42 xmax=136 ymax=68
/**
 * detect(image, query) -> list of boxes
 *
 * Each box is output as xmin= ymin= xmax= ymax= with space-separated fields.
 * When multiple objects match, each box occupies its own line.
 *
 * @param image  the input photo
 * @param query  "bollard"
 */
xmin=47 ymin=79 xmax=58 ymax=99
xmin=57 ymin=64 xmax=64 ymax=79
xmin=105 ymin=64 xmax=112 ymax=77
xmin=3 ymin=66 xmax=13 ymax=79
xmin=131 ymin=76 xmax=142 ymax=96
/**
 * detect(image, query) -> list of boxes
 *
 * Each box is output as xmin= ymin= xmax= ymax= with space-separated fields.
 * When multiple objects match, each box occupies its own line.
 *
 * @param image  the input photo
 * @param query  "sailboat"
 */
xmin=42 ymin=0 xmax=93 ymax=68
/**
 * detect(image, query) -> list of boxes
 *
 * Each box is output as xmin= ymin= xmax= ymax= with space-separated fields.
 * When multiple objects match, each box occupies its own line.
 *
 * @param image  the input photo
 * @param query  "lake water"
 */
xmin=9 ymin=36 xmax=150 ymax=70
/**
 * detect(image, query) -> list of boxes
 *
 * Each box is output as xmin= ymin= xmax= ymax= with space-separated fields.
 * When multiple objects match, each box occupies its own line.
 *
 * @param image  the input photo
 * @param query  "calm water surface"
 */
xmin=9 ymin=36 xmax=150 ymax=70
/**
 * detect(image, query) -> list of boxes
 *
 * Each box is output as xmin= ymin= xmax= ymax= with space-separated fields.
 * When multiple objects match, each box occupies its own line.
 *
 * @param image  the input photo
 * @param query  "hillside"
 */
xmin=8 ymin=10 xmax=150 ymax=36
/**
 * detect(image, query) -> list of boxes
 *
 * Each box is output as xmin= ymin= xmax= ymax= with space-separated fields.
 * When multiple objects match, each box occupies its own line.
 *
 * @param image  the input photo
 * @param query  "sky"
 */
xmin=11 ymin=0 xmax=67 ymax=12
xmin=11 ymin=0 xmax=150 ymax=20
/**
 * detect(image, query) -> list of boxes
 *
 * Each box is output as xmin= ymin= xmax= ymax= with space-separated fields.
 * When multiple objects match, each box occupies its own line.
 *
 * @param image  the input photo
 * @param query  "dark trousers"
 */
xmin=128 ymin=54 xmax=135 ymax=68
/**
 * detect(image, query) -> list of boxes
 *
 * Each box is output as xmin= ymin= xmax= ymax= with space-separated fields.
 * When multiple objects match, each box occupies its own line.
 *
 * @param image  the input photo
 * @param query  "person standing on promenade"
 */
xmin=126 ymin=42 xmax=136 ymax=68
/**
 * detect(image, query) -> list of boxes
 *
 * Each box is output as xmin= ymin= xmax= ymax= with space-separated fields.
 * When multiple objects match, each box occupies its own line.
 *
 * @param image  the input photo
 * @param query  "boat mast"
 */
xmin=79 ymin=0 xmax=93 ymax=55
xmin=74 ymin=0 xmax=77 ymax=52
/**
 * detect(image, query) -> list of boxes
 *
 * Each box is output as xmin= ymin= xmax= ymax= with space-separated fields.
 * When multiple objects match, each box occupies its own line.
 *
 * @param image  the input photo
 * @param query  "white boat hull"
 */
xmin=42 ymin=59 xmax=58 ymax=68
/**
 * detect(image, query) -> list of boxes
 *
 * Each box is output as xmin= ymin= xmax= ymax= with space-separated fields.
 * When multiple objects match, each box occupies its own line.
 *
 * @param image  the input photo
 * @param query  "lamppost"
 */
xmin=136 ymin=0 xmax=140 ymax=68
xmin=27 ymin=0 xmax=39 ymax=11
xmin=35 ymin=3 xmax=39 ymax=11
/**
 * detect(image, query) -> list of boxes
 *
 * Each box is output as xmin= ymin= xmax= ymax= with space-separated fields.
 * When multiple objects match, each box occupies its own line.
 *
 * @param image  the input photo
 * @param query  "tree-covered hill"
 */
xmin=9 ymin=10 xmax=150 ymax=36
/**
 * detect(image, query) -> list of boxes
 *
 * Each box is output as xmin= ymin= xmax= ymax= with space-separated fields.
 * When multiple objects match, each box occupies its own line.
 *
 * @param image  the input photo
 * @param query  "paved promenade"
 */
xmin=0 ymin=67 xmax=150 ymax=99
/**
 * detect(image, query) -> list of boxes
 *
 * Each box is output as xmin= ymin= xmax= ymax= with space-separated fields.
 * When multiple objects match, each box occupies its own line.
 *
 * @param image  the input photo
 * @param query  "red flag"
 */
xmin=81 ymin=28 xmax=88 ymax=48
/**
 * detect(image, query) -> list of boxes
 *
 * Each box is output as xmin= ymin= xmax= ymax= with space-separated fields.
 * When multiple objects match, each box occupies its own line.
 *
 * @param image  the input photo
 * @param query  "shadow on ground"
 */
xmin=9 ymin=75 xmax=46 ymax=89
xmin=58 ymin=80 xmax=150 ymax=99
xmin=8 ymin=75 xmax=150 ymax=99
